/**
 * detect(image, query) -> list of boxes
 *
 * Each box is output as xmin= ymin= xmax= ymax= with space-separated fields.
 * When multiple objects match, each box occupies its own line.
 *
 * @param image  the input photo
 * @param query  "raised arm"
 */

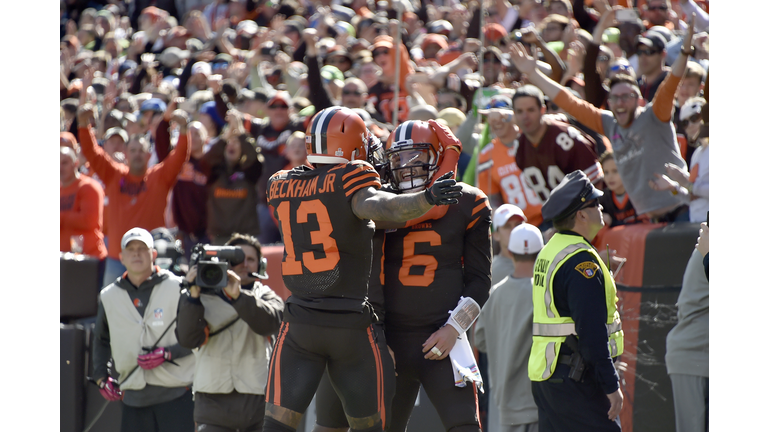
xmin=508 ymin=42 xmax=606 ymax=135
xmin=651 ymin=14 xmax=695 ymax=122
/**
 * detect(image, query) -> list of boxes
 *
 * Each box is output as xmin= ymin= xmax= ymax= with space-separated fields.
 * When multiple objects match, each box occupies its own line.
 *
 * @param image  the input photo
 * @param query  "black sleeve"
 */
xmin=572 ymin=0 xmax=597 ymax=34
xmin=306 ymin=54 xmax=334 ymax=111
xmin=582 ymin=41 xmax=607 ymax=108
xmin=175 ymin=290 xmax=209 ymax=349
xmin=214 ymin=91 xmax=230 ymax=121
xmin=177 ymin=57 xmax=195 ymax=98
xmin=293 ymin=40 xmax=307 ymax=62
xmin=703 ymin=252 xmax=709 ymax=281
xmin=461 ymin=202 xmax=493 ymax=308
xmin=231 ymin=284 xmax=285 ymax=336
xmin=155 ymin=119 xmax=172 ymax=162
xmin=466 ymin=7 xmax=481 ymax=40
xmin=92 ymin=298 xmax=112 ymax=382
xmin=555 ymin=251 xmax=620 ymax=394
xmin=237 ymin=134 xmax=264 ymax=183
xmin=128 ymin=66 xmax=148 ymax=95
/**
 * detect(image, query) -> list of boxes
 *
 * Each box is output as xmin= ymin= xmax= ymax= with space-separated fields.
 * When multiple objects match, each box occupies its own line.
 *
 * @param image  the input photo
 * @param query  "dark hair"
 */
xmin=598 ymin=150 xmax=614 ymax=165
xmin=253 ymin=88 xmax=270 ymax=103
xmin=511 ymin=252 xmax=538 ymax=263
xmin=225 ymin=233 xmax=263 ymax=260
xmin=553 ymin=212 xmax=578 ymax=232
xmin=61 ymin=98 xmax=79 ymax=114
xmin=608 ymin=74 xmax=640 ymax=92
xmin=512 ymin=85 xmax=546 ymax=109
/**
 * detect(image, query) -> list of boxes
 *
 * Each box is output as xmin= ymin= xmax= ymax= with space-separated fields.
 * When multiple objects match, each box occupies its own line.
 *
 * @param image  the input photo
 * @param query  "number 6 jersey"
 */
xmin=383 ymin=183 xmax=493 ymax=333
xmin=267 ymin=160 xmax=382 ymax=327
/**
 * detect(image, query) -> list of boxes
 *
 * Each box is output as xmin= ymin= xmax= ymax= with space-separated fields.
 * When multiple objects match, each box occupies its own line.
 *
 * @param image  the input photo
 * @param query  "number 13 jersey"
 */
xmin=268 ymin=160 xmax=381 ymax=323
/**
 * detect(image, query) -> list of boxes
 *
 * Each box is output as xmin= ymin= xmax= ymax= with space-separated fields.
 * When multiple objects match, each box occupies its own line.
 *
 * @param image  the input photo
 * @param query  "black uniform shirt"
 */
xmin=551 ymin=231 xmax=620 ymax=394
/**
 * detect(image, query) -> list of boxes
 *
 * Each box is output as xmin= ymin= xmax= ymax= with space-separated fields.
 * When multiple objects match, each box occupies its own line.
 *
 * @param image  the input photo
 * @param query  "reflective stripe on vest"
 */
xmin=533 ymin=318 xmax=622 ymax=337
xmin=543 ymin=341 xmax=558 ymax=381
xmin=543 ymin=243 xmax=591 ymax=318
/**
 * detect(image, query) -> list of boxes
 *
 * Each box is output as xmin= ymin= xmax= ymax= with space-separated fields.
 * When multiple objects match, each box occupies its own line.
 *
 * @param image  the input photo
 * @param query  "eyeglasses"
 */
xmin=372 ymin=49 xmax=389 ymax=57
xmin=680 ymin=113 xmax=702 ymax=127
xmin=647 ymin=5 xmax=668 ymax=11
xmin=607 ymin=93 xmax=639 ymax=104
xmin=343 ymin=90 xmax=363 ymax=96
xmin=212 ymin=62 xmax=229 ymax=70
xmin=597 ymin=55 xmax=611 ymax=62
xmin=636 ymin=49 xmax=661 ymax=57
xmin=269 ymin=104 xmax=289 ymax=109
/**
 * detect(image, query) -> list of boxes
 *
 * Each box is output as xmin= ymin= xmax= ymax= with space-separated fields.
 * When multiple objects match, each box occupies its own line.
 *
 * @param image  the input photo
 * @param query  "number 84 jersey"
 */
xmin=383 ymin=183 xmax=493 ymax=333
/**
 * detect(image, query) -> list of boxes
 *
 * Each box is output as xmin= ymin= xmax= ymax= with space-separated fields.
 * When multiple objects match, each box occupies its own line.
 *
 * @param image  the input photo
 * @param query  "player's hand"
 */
xmin=422 ymin=325 xmax=459 ymax=360
xmin=695 ymin=222 xmax=709 ymax=257
xmin=222 ymin=269 xmax=242 ymax=300
xmin=424 ymin=171 xmax=462 ymax=206
xmin=388 ymin=345 xmax=397 ymax=376
xmin=428 ymin=119 xmax=462 ymax=153
xmin=606 ymin=388 xmax=624 ymax=421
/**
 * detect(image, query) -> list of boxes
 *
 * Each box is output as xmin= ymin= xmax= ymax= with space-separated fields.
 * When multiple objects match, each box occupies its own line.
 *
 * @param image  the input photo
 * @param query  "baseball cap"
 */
xmin=635 ymin=31 xmax=666 ymax=51
xmin=320 ymin=65 xmax=345 ymax=85
xmin=191 ymin=61 xmax=211 ymax=76
xmin=680 ymin=97 xmax=706 ymax=121
xmin=428 ymin=20 xmax=453 ymax=35
xmin=508 ymin=223 xmax=544 ymax=255
xmin=483 ymin=23 xmax=508 ymax=43
xmin=199 ymin=101 xmax=226 ymax=128
xmin=478 ymin=94 xmax=513 ymax=115
xmin=140 ymin=98 xmax=167 ymax=113
xmin=268 ymin=91 xmax=292 ymax=107
xmin=492 ymin=204 xmax=527 ymax=230
xmin=602 ymin=27 xmax=620 ymax=44
xmin=158 ymin=46 xmax=189 ymax=68
xmin=236 ymin=20 xmax=258 ymax=36
xmin=437 ymin=108 xmax=466 ymax=129
xmin=121 ymin=227 xmax=154 ymax=250
xmin=104 ymin=127 xmax=129 ymax=143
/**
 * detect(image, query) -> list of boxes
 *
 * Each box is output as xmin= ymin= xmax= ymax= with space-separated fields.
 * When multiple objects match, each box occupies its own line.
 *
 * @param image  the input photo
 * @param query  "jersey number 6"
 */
xmin=399 ymin=230 xmax=442 ymax=287
xmin=276 ymin=200 xmax=340 ymax=275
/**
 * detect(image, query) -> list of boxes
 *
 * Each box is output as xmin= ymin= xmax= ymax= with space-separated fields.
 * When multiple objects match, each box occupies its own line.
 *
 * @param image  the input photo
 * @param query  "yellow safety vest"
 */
xmin=528 ymin=233 xmax=624 ymax=381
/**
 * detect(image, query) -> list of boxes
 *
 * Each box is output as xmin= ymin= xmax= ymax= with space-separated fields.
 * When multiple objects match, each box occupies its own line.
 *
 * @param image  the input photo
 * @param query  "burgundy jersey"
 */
xmin=515 ymin=120 xmax=602 ymax=203
xmin=268 ymin=160 xmax=381 ymax=315
xmin=383 ymin=183 xmax=492 ymax=333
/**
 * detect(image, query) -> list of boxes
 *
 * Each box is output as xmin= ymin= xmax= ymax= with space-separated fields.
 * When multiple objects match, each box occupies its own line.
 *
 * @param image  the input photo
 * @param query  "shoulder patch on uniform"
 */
xmin=575 ymin=261 xmax=599 ymax=279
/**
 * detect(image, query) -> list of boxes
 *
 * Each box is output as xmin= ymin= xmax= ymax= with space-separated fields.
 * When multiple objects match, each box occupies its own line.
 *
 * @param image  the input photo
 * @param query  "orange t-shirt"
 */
xmin=60 ymin=174 xmax=108 ymax=259
xmin=477 ymin=138 xmax=543 ymax=227
xmin=78 ymin=126 xmax=190 ymax=259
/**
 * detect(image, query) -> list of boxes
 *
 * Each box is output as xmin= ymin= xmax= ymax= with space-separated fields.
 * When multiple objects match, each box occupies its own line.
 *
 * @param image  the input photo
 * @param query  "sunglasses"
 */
xmin=212 ymin=62 xmax=229 ymax=70
xmin=647 ymin=5 xmax=668 ymax=11
xmin=636 ymin=49 xmax=661 ymax=57
xmin=680 ymin=113 xmax=702 ymax=127
xmin=597 ymin=55 xmax=611 ymax=62
xmin=343 ymin=90 xmax=363 ymax=96
xmin=372 ymin=49 xmax=389 ymax=57
xmin=269 ymin=104 xmax=289 ymax=109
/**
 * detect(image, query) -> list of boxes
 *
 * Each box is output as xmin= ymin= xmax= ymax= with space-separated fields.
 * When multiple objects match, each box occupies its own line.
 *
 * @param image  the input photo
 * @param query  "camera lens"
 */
xmin=200 ymin=264 xmax=223 ymax=286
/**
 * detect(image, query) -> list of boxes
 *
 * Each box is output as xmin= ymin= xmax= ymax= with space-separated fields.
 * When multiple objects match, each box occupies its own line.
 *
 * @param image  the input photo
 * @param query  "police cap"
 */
xmin=541 ymin=170 xmax=603 ymax=222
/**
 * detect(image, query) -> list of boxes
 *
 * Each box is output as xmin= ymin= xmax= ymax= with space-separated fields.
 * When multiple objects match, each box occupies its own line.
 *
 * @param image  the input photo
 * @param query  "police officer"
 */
xmin=528 ymin=170 xmax=624 ymax=432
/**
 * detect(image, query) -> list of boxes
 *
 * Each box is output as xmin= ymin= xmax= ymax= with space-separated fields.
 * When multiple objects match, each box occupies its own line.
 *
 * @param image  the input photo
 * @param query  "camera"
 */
xmin=189 ymin=244 xmax=245 ymax=291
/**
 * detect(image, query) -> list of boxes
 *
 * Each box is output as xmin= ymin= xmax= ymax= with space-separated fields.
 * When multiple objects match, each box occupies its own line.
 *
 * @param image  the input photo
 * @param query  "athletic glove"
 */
xmin=98 ymin=377 xmax=123 ymax=401
xmin=424 ymin=171 xmax=462 ymax=206
xmin=137 ymin=347 xmax=171 ymax=370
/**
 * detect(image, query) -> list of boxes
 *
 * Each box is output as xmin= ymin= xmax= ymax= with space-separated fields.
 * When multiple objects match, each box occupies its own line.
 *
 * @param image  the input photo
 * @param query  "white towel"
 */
xmin=449 ymin=332 xmax=484 ymax=394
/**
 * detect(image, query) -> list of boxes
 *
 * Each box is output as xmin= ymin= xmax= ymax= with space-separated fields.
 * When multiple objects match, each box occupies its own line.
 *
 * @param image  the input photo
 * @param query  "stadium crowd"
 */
xmin=60 ymin=0 xmax=710 ymax=431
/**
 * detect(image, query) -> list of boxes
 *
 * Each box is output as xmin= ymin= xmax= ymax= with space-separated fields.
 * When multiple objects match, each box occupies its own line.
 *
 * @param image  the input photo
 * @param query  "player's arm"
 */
xmin=461 ymin=193 xmax=493 ymax=308
xmin=351 ymin=172 xmax=462 ymax=222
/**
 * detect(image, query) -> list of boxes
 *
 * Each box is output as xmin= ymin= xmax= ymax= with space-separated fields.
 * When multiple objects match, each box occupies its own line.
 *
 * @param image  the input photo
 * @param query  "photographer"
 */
xmin=175 ymin=233 xmax=284 ymax=432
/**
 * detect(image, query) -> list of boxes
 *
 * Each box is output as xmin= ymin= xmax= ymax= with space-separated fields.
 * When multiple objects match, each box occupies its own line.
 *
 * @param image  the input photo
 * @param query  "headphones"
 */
xmin=255 ymin=255 xmax=269 ymax=279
